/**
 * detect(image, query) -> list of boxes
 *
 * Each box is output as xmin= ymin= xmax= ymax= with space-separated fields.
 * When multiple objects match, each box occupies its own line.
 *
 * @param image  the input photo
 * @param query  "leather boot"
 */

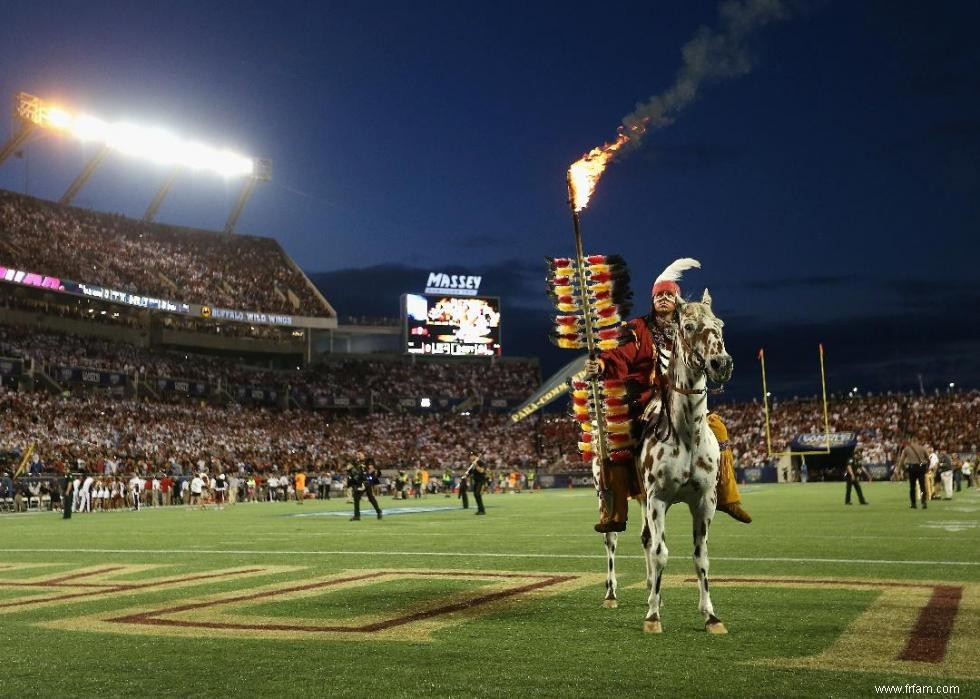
xmin=594 ymin=462 xmax=629 ymax=533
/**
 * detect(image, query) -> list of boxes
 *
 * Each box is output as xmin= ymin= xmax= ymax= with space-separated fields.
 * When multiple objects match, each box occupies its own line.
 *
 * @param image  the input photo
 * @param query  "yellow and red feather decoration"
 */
xmin=548 ymin=254 xmax=634 ymax=460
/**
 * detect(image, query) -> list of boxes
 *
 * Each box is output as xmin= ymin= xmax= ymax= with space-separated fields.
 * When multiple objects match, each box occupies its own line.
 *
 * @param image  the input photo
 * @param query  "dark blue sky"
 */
xmin=1 ymin=1 xmax=978 ymax=397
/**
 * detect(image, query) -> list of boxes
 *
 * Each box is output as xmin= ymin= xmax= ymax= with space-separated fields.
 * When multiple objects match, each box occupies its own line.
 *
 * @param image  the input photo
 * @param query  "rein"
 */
xmin=672 ymin=328 xmax=725 ymax=396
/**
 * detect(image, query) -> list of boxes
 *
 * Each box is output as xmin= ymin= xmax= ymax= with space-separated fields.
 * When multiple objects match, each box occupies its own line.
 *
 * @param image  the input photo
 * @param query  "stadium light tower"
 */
xmin=1 ymin=92 xmax=269 ymax=227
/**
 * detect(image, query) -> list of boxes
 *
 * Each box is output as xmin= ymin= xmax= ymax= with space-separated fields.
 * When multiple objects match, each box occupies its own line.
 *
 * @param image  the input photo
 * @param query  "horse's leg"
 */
xmin=602 ymin=531 xmax=619 ymax=608
xmin=639 ymin=499 xmax=653 ymax=591
xmin=643 ymin=496 xmax=668 ymax=633
xmin=691 ymin=497 xmax=726 ymax=634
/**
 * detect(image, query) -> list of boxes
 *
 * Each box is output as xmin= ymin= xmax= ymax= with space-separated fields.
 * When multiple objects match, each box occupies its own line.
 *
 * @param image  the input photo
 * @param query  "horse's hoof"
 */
xmin=643 ymin=619 xmax=663 ymax=634
xmin=602 ymin=599 xmax=618 ymax=609
xmin=706 ymin=620 xmax=728 ymax=635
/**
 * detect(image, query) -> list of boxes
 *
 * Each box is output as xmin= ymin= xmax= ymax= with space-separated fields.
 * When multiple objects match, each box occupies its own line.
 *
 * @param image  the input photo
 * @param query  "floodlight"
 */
xmin=16 ymin=92 xmax=254 ymax=178
xmin=5 ymin=92 xmax=268 ymax=232
xmin=71 ymin=115 xmax=108 ymax=142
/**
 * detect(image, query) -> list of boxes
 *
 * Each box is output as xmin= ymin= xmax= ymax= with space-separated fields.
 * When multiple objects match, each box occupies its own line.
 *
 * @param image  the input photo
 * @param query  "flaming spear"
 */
xmin=547 ymin=134 xmax=634 ymax=473
xmin=565 ymin=169 xmax=608 ymax=463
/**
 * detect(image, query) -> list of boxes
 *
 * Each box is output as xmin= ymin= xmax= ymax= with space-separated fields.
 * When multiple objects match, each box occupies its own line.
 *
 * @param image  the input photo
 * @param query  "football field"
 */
xmin=1 ymin=482 xmax=978 ymax=698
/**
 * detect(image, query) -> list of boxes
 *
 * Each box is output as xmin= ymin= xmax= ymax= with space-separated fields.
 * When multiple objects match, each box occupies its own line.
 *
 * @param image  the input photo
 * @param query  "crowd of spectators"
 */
xmin=0 ymin=189 xmax=330 ymax=317
xmin=0 ymin=387 xmax=976 ymax=508
xmin=718 ymin=391 xmax=979 ymax=467
xmin=0 ymin=324 xmax=539 ymax=400
xmin=536 ymin=391 xmax=979 ymax=471
xmin=0 ymin=391 xmax=545 ymax=479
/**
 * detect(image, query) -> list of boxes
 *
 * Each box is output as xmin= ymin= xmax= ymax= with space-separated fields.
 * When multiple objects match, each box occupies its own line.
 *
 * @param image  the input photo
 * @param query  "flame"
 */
xmin=568 ymin=132 xmax=630 ymax=212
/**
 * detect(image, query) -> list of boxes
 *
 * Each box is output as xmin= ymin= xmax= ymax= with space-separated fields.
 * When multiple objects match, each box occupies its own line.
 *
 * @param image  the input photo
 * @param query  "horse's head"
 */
xmin=675 ymin=289 xmax=733 ymax=385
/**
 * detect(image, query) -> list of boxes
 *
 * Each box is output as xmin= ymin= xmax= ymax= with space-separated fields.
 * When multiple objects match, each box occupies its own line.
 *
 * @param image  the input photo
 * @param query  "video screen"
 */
xmin=403 ymin=294 xmax=501 ymax=356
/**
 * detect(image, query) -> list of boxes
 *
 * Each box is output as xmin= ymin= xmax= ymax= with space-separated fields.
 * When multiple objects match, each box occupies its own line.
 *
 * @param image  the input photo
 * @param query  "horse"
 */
xmin=594 ymin=289 xmax=733 ymax=633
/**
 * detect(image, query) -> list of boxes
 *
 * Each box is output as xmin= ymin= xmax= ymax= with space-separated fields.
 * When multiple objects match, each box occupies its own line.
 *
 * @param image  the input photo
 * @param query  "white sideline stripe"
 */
xmin=2 ymin=549 xmax=978 ymax=566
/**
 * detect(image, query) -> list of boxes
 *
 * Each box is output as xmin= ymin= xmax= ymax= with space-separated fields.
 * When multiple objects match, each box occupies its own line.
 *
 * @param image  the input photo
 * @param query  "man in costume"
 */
xmin=585 ymin=258 xmax=752 ymax=533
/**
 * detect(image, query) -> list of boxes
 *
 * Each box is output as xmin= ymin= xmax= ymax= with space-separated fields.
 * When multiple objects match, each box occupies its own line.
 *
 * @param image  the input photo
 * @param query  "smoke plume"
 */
xmin=620 ymin=0 xmax=794 ymax=149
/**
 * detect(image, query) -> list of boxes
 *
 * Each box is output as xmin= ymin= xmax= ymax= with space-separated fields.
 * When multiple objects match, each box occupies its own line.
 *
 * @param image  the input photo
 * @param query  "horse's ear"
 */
xmin=701 ymin=288 xmax=712 ymax=308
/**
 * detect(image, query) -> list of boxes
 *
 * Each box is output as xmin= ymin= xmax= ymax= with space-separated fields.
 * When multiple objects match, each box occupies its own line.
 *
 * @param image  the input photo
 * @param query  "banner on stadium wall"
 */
xmin=202 ymin=306 xmax=302 ymax=327
xmin=289 ymin=390 xmax=370 ymax=409
xmin=234 ymin=386 xmax=279 ymax=405
xmin=0 ymin=262 xmax=337 ymax=329
xmin=509 ymin=355 xmax=587 ymax=423
xmin=0 ymin=357 xmax=23 ymax=376
xmin=156 ymin=377 xmax=209 ymax=397
xmin=311 ymin=395 xmax=369 ymax=409
xmin=396 ymin=396 xmax=470 ymax=410
xmin=790 ymin=432 xmax=857 ymax=451
xmin=52 ymin=366 xmax=127 ymax=387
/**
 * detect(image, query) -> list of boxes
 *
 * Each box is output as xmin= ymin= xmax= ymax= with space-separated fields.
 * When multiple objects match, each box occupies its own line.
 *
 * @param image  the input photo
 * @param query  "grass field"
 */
xmin=1 ymin=482 xmax=978 ymax=698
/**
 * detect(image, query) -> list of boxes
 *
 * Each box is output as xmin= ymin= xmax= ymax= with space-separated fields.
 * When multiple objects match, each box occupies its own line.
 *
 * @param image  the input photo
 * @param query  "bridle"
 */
xmin=643 ymin=305 xmax=728 ymax=445
xmin=671 ymin=318 xmax=727 ymax=397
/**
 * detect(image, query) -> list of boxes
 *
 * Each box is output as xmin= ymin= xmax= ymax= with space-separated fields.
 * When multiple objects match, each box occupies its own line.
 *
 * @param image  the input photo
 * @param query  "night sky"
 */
xmin=1 ymin=1 xmax=978 ymax=399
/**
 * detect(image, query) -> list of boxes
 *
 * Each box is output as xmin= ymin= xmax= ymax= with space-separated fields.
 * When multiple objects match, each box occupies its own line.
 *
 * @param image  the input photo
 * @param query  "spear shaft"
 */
xmin=566 ymin=172 xmax=608 ymax=465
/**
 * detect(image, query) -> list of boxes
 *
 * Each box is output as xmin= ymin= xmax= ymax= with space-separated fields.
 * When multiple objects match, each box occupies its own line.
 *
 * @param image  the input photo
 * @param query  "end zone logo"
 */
xmin=425 ymin=273 xmax=482 ymax=296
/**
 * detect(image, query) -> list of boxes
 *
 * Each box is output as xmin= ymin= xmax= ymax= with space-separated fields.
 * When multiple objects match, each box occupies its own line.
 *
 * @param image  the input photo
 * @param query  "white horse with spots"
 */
xmin=596 ymin=289 xmax=733 ymax=634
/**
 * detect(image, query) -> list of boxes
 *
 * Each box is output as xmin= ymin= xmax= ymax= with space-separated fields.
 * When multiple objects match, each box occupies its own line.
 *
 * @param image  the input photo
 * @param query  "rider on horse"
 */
xmin=585 ymin=258 xmax=752 ymax=533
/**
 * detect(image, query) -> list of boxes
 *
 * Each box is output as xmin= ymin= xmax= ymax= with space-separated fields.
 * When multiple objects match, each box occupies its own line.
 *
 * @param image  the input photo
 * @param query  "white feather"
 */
xmin=655 ymin=257 xmax=700 ymax=284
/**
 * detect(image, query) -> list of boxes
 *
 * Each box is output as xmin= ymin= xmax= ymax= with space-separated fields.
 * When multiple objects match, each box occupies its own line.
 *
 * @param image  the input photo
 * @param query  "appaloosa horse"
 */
xmin=595 ymin=289 xmax=733 ymax=634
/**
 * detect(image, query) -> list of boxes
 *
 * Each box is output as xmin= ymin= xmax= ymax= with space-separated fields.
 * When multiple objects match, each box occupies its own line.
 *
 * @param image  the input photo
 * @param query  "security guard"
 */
xmin=467 ymin=451 xmax=487 ymax=515
xmin=845 ymin=448 xmax=870 ymax=505
xmin=61 ymin=471 xmax=75 ymax=520
xmin=458 ymin=470 xmax=470 ymax=510
xmin=348 ymin=453 xmax=382 ymax=521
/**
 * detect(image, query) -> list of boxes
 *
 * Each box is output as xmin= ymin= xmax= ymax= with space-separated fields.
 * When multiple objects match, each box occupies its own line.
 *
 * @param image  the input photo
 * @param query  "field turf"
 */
xmin=1 ymin=482 xmax=978 ymax=698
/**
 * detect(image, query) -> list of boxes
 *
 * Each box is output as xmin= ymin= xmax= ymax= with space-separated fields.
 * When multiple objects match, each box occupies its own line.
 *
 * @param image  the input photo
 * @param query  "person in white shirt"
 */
xmin=128 ymin=474 xmax=143 ymax=511
xmin=927 ymin=450 xmax=939 ymax=501
xmin=151 ymin=477 xmax=161 ymax=507
xmin=72 ymin=476 xmax=82 ymax=513
xmin=79 ymin=475 xmax=94 ymax=513
xmin=227 ymin=474 xmax=239 ymax=505
xmin=190 ymin=474 xmax=205 ymax=509
xmin=267 ymin=476 xmax=279 ymax=502
xmin=962 ymin=459 xmax=974 ymax=488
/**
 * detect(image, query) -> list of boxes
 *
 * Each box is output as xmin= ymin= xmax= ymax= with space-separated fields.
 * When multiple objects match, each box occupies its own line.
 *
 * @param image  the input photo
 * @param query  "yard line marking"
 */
xmin=3 ymin=548 xmax=979 ymax=566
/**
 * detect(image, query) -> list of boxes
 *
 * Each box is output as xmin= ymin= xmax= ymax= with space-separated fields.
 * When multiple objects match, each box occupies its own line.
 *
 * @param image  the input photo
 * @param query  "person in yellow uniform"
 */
xmin=294 ymin=470 xmax=306 ymax=505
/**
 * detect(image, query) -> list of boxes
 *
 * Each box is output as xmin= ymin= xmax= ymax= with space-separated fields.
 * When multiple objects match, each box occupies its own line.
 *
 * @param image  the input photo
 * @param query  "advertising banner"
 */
xmin=52 ymin=366 xmax=127 ymax=387
xmin=0 ymin=357 xmax=24 ymax=376
xmin=156 ymin=377 xmax=210 ymax=397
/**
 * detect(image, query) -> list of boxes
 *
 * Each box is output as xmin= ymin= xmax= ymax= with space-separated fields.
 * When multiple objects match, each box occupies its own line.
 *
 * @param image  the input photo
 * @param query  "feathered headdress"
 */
xmin=651 ymin=257 xmax=700 ymax=298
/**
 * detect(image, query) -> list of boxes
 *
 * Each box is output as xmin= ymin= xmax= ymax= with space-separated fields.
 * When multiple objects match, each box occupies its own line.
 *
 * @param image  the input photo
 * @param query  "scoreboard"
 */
xmin=402 ymin=294 xmax=501 ymax=356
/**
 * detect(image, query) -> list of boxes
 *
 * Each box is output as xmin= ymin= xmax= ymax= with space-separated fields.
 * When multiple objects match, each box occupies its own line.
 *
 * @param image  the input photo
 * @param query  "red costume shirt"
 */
xmin=599 ymin=316 xmax=671 ymax=407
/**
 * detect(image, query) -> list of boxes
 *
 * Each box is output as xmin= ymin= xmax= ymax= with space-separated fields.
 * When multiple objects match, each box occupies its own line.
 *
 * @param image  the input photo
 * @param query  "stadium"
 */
xmin=2 ymin=4 xmax=979 ymax=698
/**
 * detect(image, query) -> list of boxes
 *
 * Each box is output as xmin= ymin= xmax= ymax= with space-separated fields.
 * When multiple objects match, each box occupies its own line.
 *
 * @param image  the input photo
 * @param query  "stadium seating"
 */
xmin=0 ymin=189 xmax=331 ymax=317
